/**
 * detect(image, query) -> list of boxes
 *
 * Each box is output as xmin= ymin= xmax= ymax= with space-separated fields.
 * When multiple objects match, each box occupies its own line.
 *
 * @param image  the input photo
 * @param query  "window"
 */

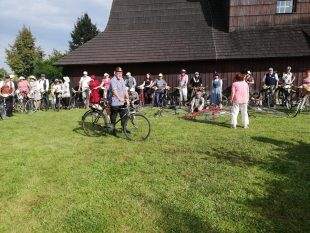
xmin=276 ymin=0 xmax=295 ymax=14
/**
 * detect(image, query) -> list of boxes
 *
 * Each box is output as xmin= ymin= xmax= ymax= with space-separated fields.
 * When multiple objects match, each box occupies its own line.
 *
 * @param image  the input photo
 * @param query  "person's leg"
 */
xmin=110 ymin=106 xmax=119 ymax=125
xmin=119 ymin=107 xmax=129 ymax=128
xmin=231 ymin=103 xmax=239 ymax=128
xmin=240 ymin=103 xmax=249 ymax=128
xmin=179 ymin=89 xmax=183 ymax=104
xmin=5 ymin=97 xmax=13 ymax=117
xmin=183 ymin=88 xmax=188 ymax=103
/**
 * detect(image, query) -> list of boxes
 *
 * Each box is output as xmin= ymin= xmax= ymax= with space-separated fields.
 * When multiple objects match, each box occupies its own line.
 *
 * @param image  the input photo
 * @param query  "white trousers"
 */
xmin=179 ymin=87 xmax=188 ymax=102
xmin=231 ymin=103 xmax=249 ymax=127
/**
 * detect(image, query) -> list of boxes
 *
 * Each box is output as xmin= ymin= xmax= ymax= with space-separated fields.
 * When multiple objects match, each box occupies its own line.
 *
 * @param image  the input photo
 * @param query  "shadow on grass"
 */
xmin=182 ymin=117 xmax=231 ymax=129
xmin=246 ymin=137 xmax=310 ymax=232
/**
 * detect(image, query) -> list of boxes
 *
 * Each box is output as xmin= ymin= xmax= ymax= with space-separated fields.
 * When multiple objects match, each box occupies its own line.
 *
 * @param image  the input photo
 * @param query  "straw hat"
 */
xmin=63 ymin=76 xmax=70 ymax=83
xmin=29 ymin=75 xmax=36 ymax=80
xmin=19 ymin=76 xmax=25 ymax=80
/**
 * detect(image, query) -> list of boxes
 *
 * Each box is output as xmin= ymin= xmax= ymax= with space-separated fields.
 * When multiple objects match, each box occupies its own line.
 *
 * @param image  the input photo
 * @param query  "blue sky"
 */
xmin=0 ymin=0 xmax=113 ymax=71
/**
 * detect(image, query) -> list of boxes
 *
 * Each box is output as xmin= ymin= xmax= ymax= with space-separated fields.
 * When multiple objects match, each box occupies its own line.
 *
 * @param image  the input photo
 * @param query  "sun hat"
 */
xmin=29 ymin=75 xmax=36 ymax=80
xmin=63 ymin=76 xmax=70 ymax=83
xmin=19 ymin=76 xmax=25 ymax=80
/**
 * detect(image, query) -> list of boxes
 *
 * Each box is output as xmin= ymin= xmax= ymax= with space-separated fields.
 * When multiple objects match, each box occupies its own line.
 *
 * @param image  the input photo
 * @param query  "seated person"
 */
xmin=190 ymin=91 xmax=205 ymax=113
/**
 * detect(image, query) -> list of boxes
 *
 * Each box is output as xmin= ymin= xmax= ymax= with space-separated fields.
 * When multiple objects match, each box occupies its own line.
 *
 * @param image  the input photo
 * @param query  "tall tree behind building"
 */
xmin=69 ymin=13 xmax=100 ymax=51
xmin=5 ymin=26 xmax=43 ymax=76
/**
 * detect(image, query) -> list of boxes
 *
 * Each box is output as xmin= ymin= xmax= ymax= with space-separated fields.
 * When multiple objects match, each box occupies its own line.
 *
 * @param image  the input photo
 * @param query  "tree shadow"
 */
xmin=246 ymin=137 xmax=310 ymax=232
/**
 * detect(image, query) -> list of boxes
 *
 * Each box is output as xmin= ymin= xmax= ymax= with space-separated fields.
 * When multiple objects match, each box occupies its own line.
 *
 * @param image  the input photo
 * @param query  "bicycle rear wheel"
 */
xmin=82 ymin=110 xmax=106 ymax=136
xmin=124 ymin=113 xmax=151 ymax=141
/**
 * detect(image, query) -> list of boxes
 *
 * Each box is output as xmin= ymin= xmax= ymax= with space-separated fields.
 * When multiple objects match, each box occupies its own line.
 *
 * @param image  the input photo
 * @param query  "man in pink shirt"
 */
xmin=230 ymin=74 xmax=250 ymax=129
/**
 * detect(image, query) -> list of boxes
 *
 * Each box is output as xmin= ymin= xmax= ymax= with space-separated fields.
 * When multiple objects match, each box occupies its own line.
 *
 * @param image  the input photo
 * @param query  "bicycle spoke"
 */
xmin=124 ymin=114 xmax=151 ymax=141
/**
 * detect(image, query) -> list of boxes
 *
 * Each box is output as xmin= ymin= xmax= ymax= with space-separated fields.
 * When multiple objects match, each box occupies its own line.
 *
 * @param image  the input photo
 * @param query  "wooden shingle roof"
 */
xmin=58 ymin=0 xmax=310 ymax=66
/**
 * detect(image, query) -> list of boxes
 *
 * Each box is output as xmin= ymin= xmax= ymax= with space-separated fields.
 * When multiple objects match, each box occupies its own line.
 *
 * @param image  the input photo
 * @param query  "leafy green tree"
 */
xmin=69 ymin=13 xmax=100 ymax=51
xmin=0 ymin=68 xmax=7 ymax=79
xmin=33 ymin=50 xmax=66 ymax=79
xmin=5 ymin=26 xmax=43 ymax=76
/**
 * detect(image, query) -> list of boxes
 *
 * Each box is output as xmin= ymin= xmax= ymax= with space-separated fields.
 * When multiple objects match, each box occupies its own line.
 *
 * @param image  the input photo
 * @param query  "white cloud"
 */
xmin=0 ymin=0 xmax=113 ymax=71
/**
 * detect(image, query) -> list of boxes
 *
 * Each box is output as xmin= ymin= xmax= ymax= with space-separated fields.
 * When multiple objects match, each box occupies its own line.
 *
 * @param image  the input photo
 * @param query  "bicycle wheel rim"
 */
xmin=82 ymin=111 xmax=105 ymax=137
xmin=124 ymin=114 xmax=151 ymax=141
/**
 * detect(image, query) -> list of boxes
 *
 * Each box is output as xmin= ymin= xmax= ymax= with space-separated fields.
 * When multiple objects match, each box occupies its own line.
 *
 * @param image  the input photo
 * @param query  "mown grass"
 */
xmin=0 ymin=108 xmax=309 ymax=233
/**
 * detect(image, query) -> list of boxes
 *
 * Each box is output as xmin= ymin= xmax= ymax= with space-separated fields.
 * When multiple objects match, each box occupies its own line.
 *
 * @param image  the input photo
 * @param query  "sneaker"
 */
xmin=244 ymin=125 xmax=249 ymax=129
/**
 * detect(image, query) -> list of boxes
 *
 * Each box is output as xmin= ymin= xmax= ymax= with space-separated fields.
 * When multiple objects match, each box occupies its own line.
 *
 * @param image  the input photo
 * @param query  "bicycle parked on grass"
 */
xmin=69 ymin=89 xmax=84 ymax=109
xmin=82 ymin=100 xmax=151 ymax=141
xmin=288 ymin=92 xmax=309 ymax=117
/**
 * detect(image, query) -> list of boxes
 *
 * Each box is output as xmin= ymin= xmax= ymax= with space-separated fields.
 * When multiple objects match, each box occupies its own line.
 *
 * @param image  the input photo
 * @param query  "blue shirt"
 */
xmin=110 ymin=76 xmax=127 ymax=107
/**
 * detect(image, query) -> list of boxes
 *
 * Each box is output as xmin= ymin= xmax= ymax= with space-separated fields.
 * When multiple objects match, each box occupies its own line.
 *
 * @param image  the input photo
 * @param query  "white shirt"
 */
xmin=38 ymin=79 xmax=50 ymax=92
xmin=62 ymin=82 xmax=71 ymax=98
xmin=79 ymin=76 xmax=91 ymax=90
xmin=282 ymin=72 xmax=295 ymax=85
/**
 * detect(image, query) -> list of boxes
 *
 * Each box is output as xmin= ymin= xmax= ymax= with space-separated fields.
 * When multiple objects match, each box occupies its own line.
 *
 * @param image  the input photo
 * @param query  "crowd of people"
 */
xmin=1 ymin=66 xmax=309 ymax=129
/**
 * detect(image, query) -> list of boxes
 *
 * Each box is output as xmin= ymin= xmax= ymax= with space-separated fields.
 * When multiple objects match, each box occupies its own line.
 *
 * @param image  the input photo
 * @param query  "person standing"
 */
xmin=100 ymin=73 xmax=111 ymax=98
xmin=17 ymin=76 xmax=30 ymax=98
xmin=230 ymin=74 xmax=250 ymax=129
xmin=62 ymin=76 xmax=71 ymax=109
xmin=89 ymin=75 xmax=101 ymax=105
xmin=125 ymin=72 xmax=137 ymax=92
xmin=29 ymin=76 xmax=41 ymax=110
xmin=152 ymin=73 xmax=168 ymax=107
xmin=139 ymin=73 xmax=154 ymax=105
xmin=178 ymin=69 xmax=189 ymax=105
xmin=0 ymin=75 xmax=15 ymax=117
xmin=245 ymin=71 xmax=255 ymax=94
xmin=210 ymin=73 xmax=223 ymax=106
xmin=109 ymin=67 xmax=129 ymax=131
xmin=38 ymin=74 xmax=50 ymax=108
xmin=79 ymin=71 xmax=91 ymax=108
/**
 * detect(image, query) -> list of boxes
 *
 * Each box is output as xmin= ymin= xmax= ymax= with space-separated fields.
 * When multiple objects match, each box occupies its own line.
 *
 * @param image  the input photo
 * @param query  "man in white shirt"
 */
xmin=79 ymin=71 xmax=91 ymax=108
xmin=38 ymin=74 xmax=50 ymax=108
xmin=178 ymin=69 xmax=189 ymax=105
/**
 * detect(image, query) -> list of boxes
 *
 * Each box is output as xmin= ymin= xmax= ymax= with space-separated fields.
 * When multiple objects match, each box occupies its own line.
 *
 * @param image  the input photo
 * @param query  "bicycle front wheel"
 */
xmin=123 ymin=114 xmax=151 ymax=141
xmin=82 ymin=111 xmax=105 ymax=137
xmin=25 ymin=100 xmax=35 ymax=113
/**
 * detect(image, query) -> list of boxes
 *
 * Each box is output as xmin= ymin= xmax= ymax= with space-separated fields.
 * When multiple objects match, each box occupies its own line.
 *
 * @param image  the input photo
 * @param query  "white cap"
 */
xmin=104 ymin=73 xmax=109 ymax=77
xmin=126 ymin=72 xmax=131 ymax=76
xmin=83 ymin=71 xmax=88 ymax=75
xmin=63 ymin=76 xmax=70 ymax=82
xmin=247 ymin=71 xmax=251 ymax=75
xmin=19 ymin=76 xmax=25 ymax=80
xmin=158 ymin=73 xmax=163 ymax=77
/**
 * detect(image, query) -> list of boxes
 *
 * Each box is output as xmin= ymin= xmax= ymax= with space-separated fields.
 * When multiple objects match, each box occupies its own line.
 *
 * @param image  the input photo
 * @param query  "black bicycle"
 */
xmin=82 ymin=101 xmax=151 ymax=141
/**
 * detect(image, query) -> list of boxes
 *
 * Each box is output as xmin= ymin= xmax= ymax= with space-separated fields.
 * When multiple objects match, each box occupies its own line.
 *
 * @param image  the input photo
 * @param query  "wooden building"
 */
xmin=58 ymin=0 xmax=310 ymax=91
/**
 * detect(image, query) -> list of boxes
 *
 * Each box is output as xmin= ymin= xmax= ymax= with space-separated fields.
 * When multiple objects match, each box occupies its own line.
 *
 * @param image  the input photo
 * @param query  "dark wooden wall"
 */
xmin=229 ymin=0 xmax=310 ymax=31
xmin=63 ymin=57 xmax=310 ymax=93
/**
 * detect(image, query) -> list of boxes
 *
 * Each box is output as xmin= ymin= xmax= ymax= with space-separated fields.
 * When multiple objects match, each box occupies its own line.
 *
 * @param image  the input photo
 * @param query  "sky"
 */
xmin=0 ymin=0 xmax=113 ymax=71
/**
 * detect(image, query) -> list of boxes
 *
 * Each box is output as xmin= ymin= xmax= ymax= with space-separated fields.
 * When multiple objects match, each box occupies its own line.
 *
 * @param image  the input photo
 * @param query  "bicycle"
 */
xmin=69 ymin=89 xmax=84 ymax=109
xmin=288 ymin=93 xmax=309 ymax=117
xmin=82 ymin=101 xmax=151 ymax=141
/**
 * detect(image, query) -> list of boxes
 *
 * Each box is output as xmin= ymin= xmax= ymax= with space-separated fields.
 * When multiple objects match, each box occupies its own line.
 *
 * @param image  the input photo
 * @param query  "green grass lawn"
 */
xmin=0 ymin=109 xmax=309 ymax=233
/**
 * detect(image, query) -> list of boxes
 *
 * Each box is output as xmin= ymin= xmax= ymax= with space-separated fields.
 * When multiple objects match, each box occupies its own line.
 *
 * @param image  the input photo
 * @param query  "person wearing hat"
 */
xmin=139 ymin=73 xmax=154 ymax=105
xmin=17 ymin=76 xmax=30 ymax=99
xmin=38 ymin=74 xmax=50 ymax=109
xmin=125 ymin=72 xmax=137 ymax=92
xmin=152 ymin=73 xmax=168 ymax=107
xmin=0 ymin=75 xmax=15 ymax=117
xmin=28 ymin=76 xmax=41 ymax=109
xmin=79 ymin=71 xmax=91 ymax=108
xmin=109 ymin=67 xmax=130 ymax=131
xmin=189 ymin=72 xmax=203 ymax=99
xmin=178 ymin=69 xmax=189 ymax=105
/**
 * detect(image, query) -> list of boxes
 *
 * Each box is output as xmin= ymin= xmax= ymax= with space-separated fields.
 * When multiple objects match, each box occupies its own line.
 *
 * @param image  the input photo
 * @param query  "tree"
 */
xmin=33 ymin=50 xmax=66 ymax=79
xmin=5 ymin=26 xmax=43 ymax=76
xmin=69 ymin=13 xmax=100 ymax=51
xmin=0 ymin=68 xmax=7 ymax=79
